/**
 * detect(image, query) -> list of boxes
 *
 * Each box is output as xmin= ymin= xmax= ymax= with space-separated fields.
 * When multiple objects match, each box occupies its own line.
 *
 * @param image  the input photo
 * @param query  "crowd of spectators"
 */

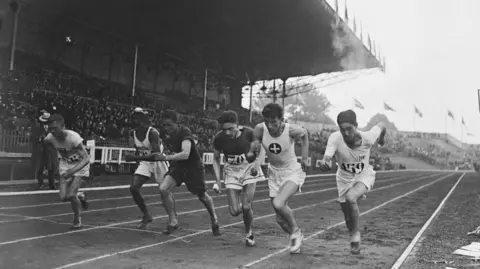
xmin=1 ymin=52 xmax=478 ymax=167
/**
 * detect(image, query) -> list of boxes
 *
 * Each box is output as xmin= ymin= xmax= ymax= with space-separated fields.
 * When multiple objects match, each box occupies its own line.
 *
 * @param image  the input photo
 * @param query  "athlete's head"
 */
xmin=47 ymin=114 xmax=66 ymax=139
xmin=131 ymin=107 xmax=149 ymax=127
xmin=161 ymin=109 xmax=179 ymax=135
xmin=262 ymin=103 xmax=284 ymax=134
xmin=217 ymin=110 xmax=239 ymax=138
xmin=337 ymin=109 xmax=358 ymax=144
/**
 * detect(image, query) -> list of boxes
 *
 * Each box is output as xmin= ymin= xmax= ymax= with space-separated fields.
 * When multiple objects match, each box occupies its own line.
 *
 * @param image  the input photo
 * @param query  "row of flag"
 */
xmin=352 ymin=98 xmax=474 ymax=136
xmin=331 ymin=0 xmax=385 ymax=71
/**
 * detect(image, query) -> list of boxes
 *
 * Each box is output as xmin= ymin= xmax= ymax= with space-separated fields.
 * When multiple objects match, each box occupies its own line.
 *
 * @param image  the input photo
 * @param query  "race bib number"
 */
xmin=340 ymin=162 xmax=365 ymax=174
xmin=137 ymin=150 xmax=150 ymax=156
xmin=62 ymin=153 xmax=82 ymax=164
xmin=225 ymin=154 xmax=246 ymax=165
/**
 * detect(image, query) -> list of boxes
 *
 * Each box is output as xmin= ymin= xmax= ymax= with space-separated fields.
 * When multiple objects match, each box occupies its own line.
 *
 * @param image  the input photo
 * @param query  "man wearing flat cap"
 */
xmin=318 ymin=109 xmax=386 ymax=255
xmin=31 ymin=110 xmax=58 ymax=189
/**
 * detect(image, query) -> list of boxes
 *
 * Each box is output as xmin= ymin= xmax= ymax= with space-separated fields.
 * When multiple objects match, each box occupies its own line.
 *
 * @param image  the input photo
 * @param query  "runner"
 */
xmin=318 ymin=109 xmax=386 ymax=254
xmin=44 ymin=114 xmax=89 ymax=229
xmin=212 ymin=110 xmax=266 ymax=246
xmin=246 ymin=103 xmax=309 ymax=254
xmin=153 ymin=109 xmax=221 ymax=236
xmin=124 ymin=107 xmax=169 ymax=229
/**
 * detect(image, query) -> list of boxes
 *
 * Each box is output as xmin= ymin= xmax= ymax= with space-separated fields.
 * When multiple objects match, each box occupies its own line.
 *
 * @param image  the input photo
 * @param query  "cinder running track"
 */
xmin=0 ymin=171 xmax=464 ymax=269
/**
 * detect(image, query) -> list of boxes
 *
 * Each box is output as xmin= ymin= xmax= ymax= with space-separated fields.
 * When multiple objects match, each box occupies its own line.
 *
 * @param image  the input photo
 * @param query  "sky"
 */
xmin=242 ymin=0 xmax=480 ymax=144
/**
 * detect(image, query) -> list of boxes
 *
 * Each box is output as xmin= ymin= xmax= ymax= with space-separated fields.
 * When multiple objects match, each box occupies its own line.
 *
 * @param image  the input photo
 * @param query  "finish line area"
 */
xmin=0 ymin=170 xmax=468 ymax=269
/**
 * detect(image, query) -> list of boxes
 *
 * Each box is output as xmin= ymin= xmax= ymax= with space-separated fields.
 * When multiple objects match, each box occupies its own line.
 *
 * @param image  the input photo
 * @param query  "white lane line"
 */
xmin=241 ymin=172 xmax=457 ymax=268
xmin=0 ymin=174 xmax=414 ymax=224
xmin=0 ymin=170 xmax=433 ymax=197
xmin=0 ymin=173 xmax=333 ymax=197
xmin=52 ymin=172 xmax=452 ymax=269
xmin=0 ymin=174 xmax=341 ymax=210
xmin=389 ymin=172 xmax=466 ymax=269
xmin=0 ymin=173 xmax=434 ymax=247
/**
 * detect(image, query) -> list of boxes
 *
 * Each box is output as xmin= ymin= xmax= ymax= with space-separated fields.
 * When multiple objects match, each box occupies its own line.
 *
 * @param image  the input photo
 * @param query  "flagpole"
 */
xmin=131 ymin=43 xmax=139 ymax=101
xmin=445 ymin=112 xmax=447 ymax=138
xmin=412 ymin=107 xmax=415 ymax=132
xmin=203 ymin=68 xmax=208 ymax=111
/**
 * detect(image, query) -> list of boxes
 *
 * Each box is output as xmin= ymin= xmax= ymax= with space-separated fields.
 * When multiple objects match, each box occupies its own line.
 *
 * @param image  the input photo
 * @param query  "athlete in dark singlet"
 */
xmin=212 ymin=110 xmax=265 ymax=246
xmin=152 ymin=109 xmax=221 ymax=236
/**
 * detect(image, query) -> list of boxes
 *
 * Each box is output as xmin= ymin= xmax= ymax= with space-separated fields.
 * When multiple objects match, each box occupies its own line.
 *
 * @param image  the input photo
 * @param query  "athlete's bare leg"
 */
xmin=226 ymin=188 xmax=242 ymax=216
xmin=158 ymin=175 xmax=179 ymax=230
xmin=344 ymin=182 xmax=368 ymax=254
xmin=271 ymin=181 xmax=300 ymax=234
xmin=271 ymin=199 xmax=292 ymax=234
xmin=130 ymin=175 xmax=152 ymax=229
xmin=271 ymin=180 xmax=303 ymax=253
xmin=197 ymin=191 xmax=220 ymax=228
xmin=242 ymin=183 xmax=256 ymax=236
xmin=59 ymin=176 xmax=85 ymax=229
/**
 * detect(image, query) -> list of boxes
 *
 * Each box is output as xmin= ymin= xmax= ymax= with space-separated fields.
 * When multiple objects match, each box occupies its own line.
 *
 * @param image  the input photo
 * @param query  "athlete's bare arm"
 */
xmin=155 ymin=139 xmax=191 ymax=161
xmin=319 ymin=133 xmax=337 ymax=171
xmin=246 ymin=123 xmax=264 ymax=163
xmin=128 ymin=129 xmax=162 ymax=161
xmin=289 ymin=124 xmax=309 ymax=164
xmin=212 ymin=136 xmax=222 ymax=185
xmin=61 ymin=143 xmax=90 ymax=178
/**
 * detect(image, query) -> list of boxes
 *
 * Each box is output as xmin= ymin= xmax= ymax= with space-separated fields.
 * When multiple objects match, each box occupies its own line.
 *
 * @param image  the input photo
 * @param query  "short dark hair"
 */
xmin=162 ymin=109 xmax=178 ymax=122
xmin=217 ymin=110 xmax=238 ymax=125
xmin=48 ymin=114 xmax=65 ymax=125
xmin=262 ymin=103 xmax=284 ymax=119
xmin=337 ymin=110 xmax=357 ymax=126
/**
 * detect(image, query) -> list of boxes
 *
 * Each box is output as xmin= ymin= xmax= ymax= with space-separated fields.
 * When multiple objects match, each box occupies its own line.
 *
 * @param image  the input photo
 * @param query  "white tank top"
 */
xmin=262 ymin=123 xmax=297 ymax=168
xmin=133 ymin=127 xmax=163 ymax=157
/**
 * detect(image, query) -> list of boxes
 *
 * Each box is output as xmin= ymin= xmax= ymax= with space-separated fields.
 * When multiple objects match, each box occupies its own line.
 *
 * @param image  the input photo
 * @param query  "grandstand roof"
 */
xmin=26 ymin=0 xmax=382 ymax=81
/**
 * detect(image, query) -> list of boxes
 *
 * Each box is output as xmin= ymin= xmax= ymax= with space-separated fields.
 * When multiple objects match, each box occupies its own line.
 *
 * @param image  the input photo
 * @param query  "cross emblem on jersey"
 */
xmin=268 ymin=143 xmax=282 ymax=154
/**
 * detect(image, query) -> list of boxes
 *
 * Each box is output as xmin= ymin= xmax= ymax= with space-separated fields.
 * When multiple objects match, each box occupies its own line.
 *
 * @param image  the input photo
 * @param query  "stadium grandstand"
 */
xmin=0 ymin=0 xmax=477 ymax=179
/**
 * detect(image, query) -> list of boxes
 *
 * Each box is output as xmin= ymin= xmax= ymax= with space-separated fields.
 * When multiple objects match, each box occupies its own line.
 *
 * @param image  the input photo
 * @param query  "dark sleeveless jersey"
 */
xmin=164 ymin=125 xmax=202 ymax=167
xmin=213 ymin=127 xmax=254 ymax=165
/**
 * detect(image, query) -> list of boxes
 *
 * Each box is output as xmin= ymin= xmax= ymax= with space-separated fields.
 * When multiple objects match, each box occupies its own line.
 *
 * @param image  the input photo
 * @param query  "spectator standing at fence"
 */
xmin=124 ymin=108 xmax=169 ymax=229
xmin=31 ymin=110 xmax=57 ymax=190
xmin=318 ymin=110 xmax=386 ymax=254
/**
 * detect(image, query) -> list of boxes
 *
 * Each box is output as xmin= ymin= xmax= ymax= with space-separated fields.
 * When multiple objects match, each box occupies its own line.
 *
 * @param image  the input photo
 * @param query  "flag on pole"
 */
xmin=384 ymin=102 xmax=395 ymax=112
xmin=414 ymin=106 xmax=423 ymax=117
xmin=353 ymin=98 xmax=364 ymax=109
xmin=447 ymin=110 xmax=455 ymax=120
xmin=344 ymin=0 xmax=349 ymax=22
xmin=467 ymin=132 xmax=474 ymax=136
xmin=462 ymin=116 xmax=466 ymax=127
xmin=353 ymin=17 xmax=357 ymax=34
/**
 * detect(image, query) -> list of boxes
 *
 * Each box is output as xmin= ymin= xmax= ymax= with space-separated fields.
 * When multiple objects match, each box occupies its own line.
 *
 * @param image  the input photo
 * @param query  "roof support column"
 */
xmin=248 ymin=80 xmax=255 ymax=123
xmin=281 ymin=77 xmax=289 ymax=108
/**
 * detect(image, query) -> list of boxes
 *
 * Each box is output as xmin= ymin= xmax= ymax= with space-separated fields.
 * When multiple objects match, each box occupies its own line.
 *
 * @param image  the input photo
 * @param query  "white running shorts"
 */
xmin=268 ymin=162 xmax=306 ymax=198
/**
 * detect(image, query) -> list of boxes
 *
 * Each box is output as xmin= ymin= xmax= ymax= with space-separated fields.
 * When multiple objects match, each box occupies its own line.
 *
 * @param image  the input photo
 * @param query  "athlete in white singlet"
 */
xmin=125 ymin=108 xmax=168 ymax=229
xmin=44 ymin=114 xmax=89 ymax=229
xmin=318 ymin=109 xmax=386 ymax=254
xmin=246 ymin=103 xmax=309 ymax=254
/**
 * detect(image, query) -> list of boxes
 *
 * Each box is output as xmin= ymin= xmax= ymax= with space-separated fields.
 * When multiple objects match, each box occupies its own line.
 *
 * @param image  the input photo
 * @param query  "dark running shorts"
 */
xmin=166 ymin=164 xmax=207 ymax=195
